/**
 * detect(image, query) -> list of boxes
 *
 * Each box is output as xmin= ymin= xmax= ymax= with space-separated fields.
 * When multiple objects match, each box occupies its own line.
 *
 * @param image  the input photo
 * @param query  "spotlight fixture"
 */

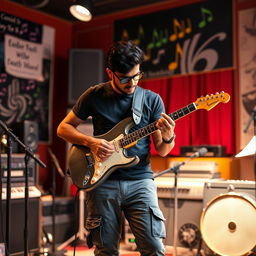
xmin=70 ymin=0 xmax=92 ymax=22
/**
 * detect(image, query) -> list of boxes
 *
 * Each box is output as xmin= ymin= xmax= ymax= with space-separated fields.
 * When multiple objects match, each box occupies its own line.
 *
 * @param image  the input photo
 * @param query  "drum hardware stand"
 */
xmin=154 ymin=147 xmax=208 ymax=256
xmin=0 ymin=120 xmax=46 ymax=256
xmin=47 ymin=149 xmax=66 ymax=256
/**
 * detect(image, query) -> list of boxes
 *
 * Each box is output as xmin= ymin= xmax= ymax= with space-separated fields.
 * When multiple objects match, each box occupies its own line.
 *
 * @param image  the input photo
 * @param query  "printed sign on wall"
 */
xmin=0 ymin=11 xmax=55 ymax=142
xmin=238 ymin=7 xmax=256 ymax=149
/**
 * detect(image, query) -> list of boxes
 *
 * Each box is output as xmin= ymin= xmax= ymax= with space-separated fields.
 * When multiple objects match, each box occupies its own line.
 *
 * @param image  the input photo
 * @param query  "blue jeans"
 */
xmin=85 ymin=179 xmax=166 ymax=256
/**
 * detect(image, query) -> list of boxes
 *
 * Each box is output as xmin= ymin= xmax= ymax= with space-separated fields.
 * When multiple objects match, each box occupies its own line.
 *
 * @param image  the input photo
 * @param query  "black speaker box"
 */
xmin=41 ymin=196 xmax=77 ymax=245
xmin=180 ymin=145 xmax=226 ymax=157
xmin=68 ymin=49 xmax=104 ymax=106
xmin=11 ymin=120 xmax=38 ymax=153
xmin=0 ymin=198 xmax=40 ymax=255
xmin=158 ymin=198 xmax=203 ymax=249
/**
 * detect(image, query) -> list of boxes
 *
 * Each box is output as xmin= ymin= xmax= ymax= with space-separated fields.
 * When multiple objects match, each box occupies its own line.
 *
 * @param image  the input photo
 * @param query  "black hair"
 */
xmin=106 ymin=41 xmax=144 ymax=74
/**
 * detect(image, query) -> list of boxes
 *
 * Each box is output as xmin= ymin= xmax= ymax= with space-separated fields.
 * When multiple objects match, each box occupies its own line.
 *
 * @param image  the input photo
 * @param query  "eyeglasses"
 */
xmin=113 ymin=71 xmax=144 ymax=84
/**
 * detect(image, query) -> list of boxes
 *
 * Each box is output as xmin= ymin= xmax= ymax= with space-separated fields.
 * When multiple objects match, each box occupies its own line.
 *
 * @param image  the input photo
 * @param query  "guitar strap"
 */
xmin=132 ymin=86 xmax=145 ymax=125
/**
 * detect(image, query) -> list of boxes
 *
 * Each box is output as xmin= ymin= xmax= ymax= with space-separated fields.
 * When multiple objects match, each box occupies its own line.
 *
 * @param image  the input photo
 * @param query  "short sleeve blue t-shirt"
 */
xmin=73 ymin=82 xmax=165 ymax=180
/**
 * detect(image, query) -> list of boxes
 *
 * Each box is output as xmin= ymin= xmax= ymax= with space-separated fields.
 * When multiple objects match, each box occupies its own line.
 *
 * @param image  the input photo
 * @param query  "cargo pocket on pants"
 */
xmin=150 ymin=206 xmax=166 ymax=238
xmin=85 ymin=216 xmax=103 ymax=248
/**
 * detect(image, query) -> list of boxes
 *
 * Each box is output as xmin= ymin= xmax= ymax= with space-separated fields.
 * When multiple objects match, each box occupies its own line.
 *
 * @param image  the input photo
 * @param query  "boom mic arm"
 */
xmin=154 ymin=147 xmax=208 ymax=178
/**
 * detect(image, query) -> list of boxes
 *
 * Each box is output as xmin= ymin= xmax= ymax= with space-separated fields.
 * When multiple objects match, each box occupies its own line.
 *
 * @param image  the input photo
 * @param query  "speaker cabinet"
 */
xmin=201 ymin=180 xmax=256 ymax=256
xmin=158 ymin=198 xmax=203 ymax=249
xmin=68 ymin=49 xmax=104 ymax=106
xmin=0 ymin=198 xmax=40 ymax=255
xmin=203 ymin=180 xmax=256 ymax=207
xmin=41 ymin=196 xmax=77 ymax=244
xmin=11 ymin=120 xmax=38 ymax=153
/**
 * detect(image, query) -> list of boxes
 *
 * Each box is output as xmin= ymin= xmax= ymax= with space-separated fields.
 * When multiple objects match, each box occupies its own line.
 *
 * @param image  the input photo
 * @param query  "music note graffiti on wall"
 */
xmin=152 ymin=49 xmax=166 ymax=65
xmin=114 ymin=0 xmax=232 ymax=78
xmin=169 ymin=18 xmax=192 ymax=42
xmin=198 ymin=7 xmax=213 ymax=29
xmin=121 ymin=26 xmax=152 ymax=61
xmin=121 ymin=29 xmax=129 ymax=41
xmin=185 ymin=18 xmax=192 ymax=34
xmin=147 ymin=28 xmax=168 ymax=49
xmin=133 ymin=25 xmax=145 ymax=45
xmin=168 ymin=42 xmax=183 ymax=71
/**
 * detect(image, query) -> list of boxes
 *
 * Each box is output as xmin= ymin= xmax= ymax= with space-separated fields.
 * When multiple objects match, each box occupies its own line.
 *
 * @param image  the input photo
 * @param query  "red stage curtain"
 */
xmin=140 ymin=70 xmax=235 ymax=156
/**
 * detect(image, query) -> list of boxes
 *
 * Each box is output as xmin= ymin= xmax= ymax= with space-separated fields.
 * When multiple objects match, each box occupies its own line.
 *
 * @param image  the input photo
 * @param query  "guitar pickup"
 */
xmin=85 ymin=153 xmax=95 ymax=168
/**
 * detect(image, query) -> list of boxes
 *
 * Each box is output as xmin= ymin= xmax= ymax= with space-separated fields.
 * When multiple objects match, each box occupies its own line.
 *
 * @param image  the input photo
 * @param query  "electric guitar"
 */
xmin=68 ymin=92 xmax=230 ymax=190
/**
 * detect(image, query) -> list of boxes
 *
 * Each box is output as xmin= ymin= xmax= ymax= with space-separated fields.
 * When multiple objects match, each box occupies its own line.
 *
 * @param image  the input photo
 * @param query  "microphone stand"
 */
xmin=0 ymin=120 xmax=46 ymax=256
xmin=5 ymin=133 xmax=12 ymax=256
xmin=154 ymin=151 xmax=207 ymax=256
xmin=154 ymin=162 xmax=182 ymax=256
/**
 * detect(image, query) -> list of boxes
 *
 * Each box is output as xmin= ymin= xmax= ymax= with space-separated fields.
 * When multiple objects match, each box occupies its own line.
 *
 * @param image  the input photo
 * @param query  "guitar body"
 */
xmin=68 ymin=117 xmax=140 ymax=190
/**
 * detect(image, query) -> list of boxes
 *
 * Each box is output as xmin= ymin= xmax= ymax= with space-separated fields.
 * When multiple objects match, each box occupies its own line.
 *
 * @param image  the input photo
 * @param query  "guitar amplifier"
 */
xmin=201 ymin=180 xmax=256 ymax=256
xmin=1 ymin=153 xmax=38 ymax=186
xmin=41 ymin=196 xmax=77 ymax=244
xmin=180 ymin=145 xmax=226 ymax=157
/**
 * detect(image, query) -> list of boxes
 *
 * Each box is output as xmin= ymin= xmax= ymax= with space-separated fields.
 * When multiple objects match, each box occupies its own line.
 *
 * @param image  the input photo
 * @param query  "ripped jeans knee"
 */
xmin=85 ymin=216 xmax=103 ymax=249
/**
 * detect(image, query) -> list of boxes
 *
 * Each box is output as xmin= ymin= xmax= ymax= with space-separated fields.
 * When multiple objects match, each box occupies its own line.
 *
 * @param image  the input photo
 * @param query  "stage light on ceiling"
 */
xmin=70 ymin=0 xmax=92 ymax=22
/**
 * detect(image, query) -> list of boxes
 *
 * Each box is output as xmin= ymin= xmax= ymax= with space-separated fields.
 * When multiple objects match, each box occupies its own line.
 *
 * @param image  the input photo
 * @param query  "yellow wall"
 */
xmin=151 ymin=156 xmax=240 ymax=179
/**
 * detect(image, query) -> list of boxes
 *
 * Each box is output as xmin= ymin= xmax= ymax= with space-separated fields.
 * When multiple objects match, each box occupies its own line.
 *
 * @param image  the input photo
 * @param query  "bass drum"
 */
xmin=200 ymin=192 xmax=256 ymax=256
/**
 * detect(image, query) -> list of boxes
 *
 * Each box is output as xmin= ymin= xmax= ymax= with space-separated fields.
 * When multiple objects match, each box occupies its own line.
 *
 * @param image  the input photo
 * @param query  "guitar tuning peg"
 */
xmin=215 ymin=92 xmax=219 ymax=94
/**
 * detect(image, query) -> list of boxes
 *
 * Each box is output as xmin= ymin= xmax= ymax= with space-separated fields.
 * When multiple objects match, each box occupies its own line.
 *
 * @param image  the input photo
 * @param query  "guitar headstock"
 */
xmin=195 ymin=92 xmax=230 ymax=111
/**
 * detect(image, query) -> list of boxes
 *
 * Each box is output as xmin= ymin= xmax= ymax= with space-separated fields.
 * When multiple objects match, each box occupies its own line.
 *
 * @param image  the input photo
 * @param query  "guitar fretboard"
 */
xmin=120 ymin=103 xmax=197 ymax=147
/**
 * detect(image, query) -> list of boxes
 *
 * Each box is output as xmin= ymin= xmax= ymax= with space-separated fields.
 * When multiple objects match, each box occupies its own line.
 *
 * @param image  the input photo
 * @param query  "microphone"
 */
xmin=188 ymin=147 xmax=208 ymax=159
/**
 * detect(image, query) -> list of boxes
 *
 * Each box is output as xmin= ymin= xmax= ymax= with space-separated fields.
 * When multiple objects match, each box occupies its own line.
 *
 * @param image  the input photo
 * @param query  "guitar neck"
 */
xmin=120 ymin=102 xmax=197 ymax=147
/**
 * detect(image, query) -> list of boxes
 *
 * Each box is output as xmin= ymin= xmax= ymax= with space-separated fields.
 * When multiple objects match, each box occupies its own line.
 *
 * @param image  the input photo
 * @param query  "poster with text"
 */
xmin=0 ymin=12 xmax=55 ymax=142
xmin=238 ymin=8 xmax=256 ymax=150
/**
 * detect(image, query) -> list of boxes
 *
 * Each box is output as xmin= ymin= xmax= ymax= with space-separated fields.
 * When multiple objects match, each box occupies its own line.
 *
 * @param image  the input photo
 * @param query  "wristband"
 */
xmin=162 ymin=133 xmax=176 ymax=144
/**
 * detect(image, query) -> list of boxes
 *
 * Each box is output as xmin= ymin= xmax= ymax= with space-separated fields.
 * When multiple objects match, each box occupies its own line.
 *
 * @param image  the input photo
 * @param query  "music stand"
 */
xmin=235 ymin=136 xmax=256 ymax=158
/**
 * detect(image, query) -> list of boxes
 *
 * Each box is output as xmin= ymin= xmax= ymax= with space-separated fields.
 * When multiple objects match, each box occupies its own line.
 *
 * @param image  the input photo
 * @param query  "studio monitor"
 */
xmin=68 ymin=49 xmax=104 ymax=106
xmin=11 ymin=120 xmax=39 ymax=153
